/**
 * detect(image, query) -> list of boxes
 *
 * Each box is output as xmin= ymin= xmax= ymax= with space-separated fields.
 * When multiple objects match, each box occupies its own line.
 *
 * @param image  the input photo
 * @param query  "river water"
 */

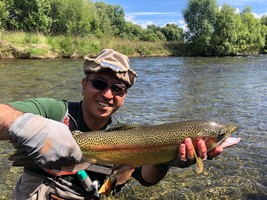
xmin=0 ymin=56 xmax=266 ymax=199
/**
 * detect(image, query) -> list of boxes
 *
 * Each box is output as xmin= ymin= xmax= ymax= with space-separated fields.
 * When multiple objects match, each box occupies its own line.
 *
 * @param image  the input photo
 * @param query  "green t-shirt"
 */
xmin=9 ymin=98 xmax=68 ymax=122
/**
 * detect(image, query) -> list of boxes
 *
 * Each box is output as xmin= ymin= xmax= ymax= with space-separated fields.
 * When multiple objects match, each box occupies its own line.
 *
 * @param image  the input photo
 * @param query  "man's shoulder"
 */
xmin=9 ymin=98 xmax=68 ymax=121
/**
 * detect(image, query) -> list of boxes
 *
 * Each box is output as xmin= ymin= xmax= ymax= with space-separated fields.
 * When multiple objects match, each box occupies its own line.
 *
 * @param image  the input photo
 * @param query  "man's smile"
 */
xmin=97 ymin=100 xmax=112 ymax=107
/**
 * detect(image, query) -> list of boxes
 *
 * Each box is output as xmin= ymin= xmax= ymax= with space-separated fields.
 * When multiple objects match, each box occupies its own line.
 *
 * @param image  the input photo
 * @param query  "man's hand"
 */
xmin=141 ymin=138 xmax=223 ymax=186
xmin=8 ymin=113 xmax=82 ymax=169
xmin=168 ymin=138 xmax=223 ymax=168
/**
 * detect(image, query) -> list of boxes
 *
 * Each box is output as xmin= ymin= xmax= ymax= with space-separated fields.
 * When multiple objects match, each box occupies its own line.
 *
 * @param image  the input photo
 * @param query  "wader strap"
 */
xmin=24 ymin=167 xmax=56 ymax=179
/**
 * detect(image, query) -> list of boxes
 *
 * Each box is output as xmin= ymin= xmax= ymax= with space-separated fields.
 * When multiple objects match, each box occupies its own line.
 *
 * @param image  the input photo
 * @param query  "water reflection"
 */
xmin=0 ymin=55 xmax=266 ymax=199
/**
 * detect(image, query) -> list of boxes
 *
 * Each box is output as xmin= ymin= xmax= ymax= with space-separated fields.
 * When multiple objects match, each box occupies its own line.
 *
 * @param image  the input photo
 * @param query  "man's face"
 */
xmin=81 ymin=71 xmax=127 ymax=120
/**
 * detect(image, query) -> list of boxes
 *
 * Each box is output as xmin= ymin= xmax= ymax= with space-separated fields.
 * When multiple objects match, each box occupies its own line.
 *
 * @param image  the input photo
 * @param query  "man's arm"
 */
xmin=0 ymin=102 xmax=82 ymax=169
xmin=0 ymin=104 xmax=23 ymax=140
xmin=0 ymin=97 xmax=68 ymax=140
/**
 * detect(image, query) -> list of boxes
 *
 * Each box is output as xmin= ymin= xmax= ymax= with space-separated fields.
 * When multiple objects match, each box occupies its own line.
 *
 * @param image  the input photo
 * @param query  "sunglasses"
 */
xmin=88 ymin=78 xmax=127 ymax=96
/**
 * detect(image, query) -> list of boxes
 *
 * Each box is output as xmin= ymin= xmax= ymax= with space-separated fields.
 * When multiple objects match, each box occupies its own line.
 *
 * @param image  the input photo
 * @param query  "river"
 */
xmin=0 ymin=56 xmax=266 ymax=199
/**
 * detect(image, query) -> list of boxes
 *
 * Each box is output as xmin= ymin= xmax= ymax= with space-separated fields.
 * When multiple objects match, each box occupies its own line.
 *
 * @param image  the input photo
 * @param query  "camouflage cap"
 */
xmin=83 ymin=49 xmax=137 ymax=88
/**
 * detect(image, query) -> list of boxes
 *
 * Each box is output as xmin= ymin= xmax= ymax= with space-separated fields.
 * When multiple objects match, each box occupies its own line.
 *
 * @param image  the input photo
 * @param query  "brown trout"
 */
xmin=9 ymin=120 xmax=240 ymax=167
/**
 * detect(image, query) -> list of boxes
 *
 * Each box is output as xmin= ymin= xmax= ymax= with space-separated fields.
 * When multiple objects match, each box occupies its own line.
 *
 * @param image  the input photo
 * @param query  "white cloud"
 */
xmin=124 ymin=2 xmax=267 ymax=29
xmin=218 ymin=6 xmax=240 ymax=14
xmin=253 ymin=12 xmax=267 ymax=18
xmin=178 ymin=19 xmax=185 ymax=26
xmin=127 ymin=12 xmax=180 ymax=16
xmin=125 ymin=14 xmax=157 ymax=28
xmin=235 ymin=8 xmax=241 ymax=14
xmin=125 ymin=12 xmax=182 ymax=28
xmin=125 ymin=14 xmax=137 ymax=24
xmin=218 ymin=0 xmax=266 ymax=6
xmin=141 ymin=21 xmax=154 ymax=28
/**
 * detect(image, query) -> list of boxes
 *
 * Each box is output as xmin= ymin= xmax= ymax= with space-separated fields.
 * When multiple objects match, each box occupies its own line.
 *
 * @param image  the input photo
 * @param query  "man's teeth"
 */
xmin=97 ymin=101 xmax=110 ymax=107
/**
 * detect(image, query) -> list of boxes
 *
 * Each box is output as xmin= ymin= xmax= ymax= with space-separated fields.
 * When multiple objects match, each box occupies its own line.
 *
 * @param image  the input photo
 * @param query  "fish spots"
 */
xmin=72 ymin=121 xmax=239 ymax=166
xmin=10 ymin=121 xmax=240 ymax=168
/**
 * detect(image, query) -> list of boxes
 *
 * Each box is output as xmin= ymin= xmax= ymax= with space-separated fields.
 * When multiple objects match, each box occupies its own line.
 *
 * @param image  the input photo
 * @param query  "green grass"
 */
xmin=0 ymin=31 xmax=173 ymax=59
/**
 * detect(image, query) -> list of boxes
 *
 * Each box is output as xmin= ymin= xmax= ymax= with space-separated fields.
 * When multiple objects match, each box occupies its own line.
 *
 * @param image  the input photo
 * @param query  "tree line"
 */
xmin=0 ymin=0 xmax=266 ymax=56
xmin=0 ymin=0 xmax=183 ymax=42
xmin=184 ymin=0 xmax=267 ymax=56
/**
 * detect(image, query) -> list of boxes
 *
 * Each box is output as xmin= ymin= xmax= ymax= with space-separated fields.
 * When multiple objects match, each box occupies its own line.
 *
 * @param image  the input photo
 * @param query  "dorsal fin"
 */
xmin=106 ymin=123 xmax=139 ymax=132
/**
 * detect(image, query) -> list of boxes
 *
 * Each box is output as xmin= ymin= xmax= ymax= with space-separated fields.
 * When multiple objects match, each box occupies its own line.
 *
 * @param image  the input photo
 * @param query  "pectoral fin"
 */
xmin=192 ymin=147 xmax=204 ymax=174
xmin=98 ymin=165 xmax=136 ymax=197
xmin=113 ymin=164 xmax=136 ymax=185
xmin=98 ymin=177 xmax=114 ymax=196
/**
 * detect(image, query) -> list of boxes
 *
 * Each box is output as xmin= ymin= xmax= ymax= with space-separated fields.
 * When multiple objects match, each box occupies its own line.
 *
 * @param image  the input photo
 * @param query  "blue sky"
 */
xmin=93 ymin=0 xmax=267 ymax=28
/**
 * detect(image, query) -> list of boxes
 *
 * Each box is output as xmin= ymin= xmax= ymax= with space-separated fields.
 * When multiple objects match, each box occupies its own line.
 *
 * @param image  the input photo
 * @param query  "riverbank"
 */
xmin=1 ymin=31 xmax=264 ymax=59
xmin=0 ymin=31 xmax=178 ymax=59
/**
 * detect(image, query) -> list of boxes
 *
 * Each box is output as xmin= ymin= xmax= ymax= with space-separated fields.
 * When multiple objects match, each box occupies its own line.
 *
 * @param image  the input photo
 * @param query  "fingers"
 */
xmin=207 ymin=146 xmax=223 ymax=159
xmin=184 ymin=138 xmax=195 ymax=159
xmin=196 ymin=139 xmax=207 ymax=160
xmin=181 ymin=138 xmax=208 ymax=160
xmin=185 ymin=137 xmax=223 ymax=160
xmin=173 ymin=137 xmax=222 ymax=168
xmin=177 ymin=138 xmax=196 ymax=167
xmin=178 ymin=143 xmax=186 ymax=161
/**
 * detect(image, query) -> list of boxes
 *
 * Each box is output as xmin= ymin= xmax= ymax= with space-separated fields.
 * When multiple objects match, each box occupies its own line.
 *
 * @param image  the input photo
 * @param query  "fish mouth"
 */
xmin=216 ymin=124 xmax=239 ymax=148
xmin=219 ymin=137 xmax=241 ymax=149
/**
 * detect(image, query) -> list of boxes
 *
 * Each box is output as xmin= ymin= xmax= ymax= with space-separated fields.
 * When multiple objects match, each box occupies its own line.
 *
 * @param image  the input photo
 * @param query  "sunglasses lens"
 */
xmin=111 ymin=85 xmax=125 ymax=95
xmin=90 ymin=79 xmax=126 ymax=96
xmin=91 ymin=79 xmax=108 ymax=90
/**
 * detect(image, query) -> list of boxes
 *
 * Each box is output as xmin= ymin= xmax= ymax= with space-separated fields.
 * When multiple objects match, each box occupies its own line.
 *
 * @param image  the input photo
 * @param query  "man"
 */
xmin=0 ymin=49 xmax=222 ymax=199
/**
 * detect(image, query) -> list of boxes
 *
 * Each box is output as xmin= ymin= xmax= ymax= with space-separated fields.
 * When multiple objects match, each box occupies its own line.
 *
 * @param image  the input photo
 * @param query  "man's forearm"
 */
xmin=140 ymin=164 xmax=169 ymax=185
xmin=0 ymin=104 xmax=23 ymax=140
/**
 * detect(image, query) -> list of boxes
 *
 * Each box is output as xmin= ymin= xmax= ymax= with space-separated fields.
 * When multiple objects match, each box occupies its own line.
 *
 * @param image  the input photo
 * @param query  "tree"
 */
xmin=183 ymin=0 xmax=218 ymax=55
xmin=211 ymin=4 xmax=239 ymax=55
xmin=49 ymin=0 xmax=66 ymax=35
xmin=119 ymin=21 xmax=144 ymax=40
xmin=239 ymin=6 xmax=266 ymax=53
xmin=4 ymin=0 xmax=52 ymax=33
xmin=92 ymin=2 xmax=113 ymax=36
xmin=160 ymin=24 xmax=183 ymax=42
xmin=109 ymin=5 xmax=126 ymax=37
xmin=0 ymin=1 xmax=8 ymax=29
xmin=261 ymin=16 xmax=267 ymax=25
xmin=91 ymin=2 xmax=129 ymax=37
xmin=140 ymin=28 xmax=159 ymax=42
xmin=49 ymin=0 xmax=94 ymax=36
xmin=261 ymin=16 xmax=267 ymax=52
xmin=0 ymin=0 xmax=157 ymax=42
xmin=146 ymin=25 xmax=167 ymax=41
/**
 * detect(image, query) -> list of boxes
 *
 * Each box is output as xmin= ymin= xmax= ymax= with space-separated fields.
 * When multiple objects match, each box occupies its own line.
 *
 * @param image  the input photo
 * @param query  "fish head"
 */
xmin=197 ymin=121 xmax=239 ymax=152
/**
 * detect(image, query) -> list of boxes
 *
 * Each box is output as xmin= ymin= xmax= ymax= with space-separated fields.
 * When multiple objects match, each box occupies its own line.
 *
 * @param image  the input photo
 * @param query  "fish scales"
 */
xmin=9 ymin=120 xmax=239 ymax=167
xmin=72 ymin=120 xmax=239 ymax=166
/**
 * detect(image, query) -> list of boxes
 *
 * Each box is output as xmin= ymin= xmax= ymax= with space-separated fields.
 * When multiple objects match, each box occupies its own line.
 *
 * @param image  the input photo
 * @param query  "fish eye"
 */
xmin=218 ymin=131 xmax=226 ymax=139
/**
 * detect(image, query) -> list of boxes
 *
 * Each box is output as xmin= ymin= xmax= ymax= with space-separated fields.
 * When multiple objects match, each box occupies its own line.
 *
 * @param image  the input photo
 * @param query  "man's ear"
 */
xmin=81 ymin=78 xmax=87 ymax=95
